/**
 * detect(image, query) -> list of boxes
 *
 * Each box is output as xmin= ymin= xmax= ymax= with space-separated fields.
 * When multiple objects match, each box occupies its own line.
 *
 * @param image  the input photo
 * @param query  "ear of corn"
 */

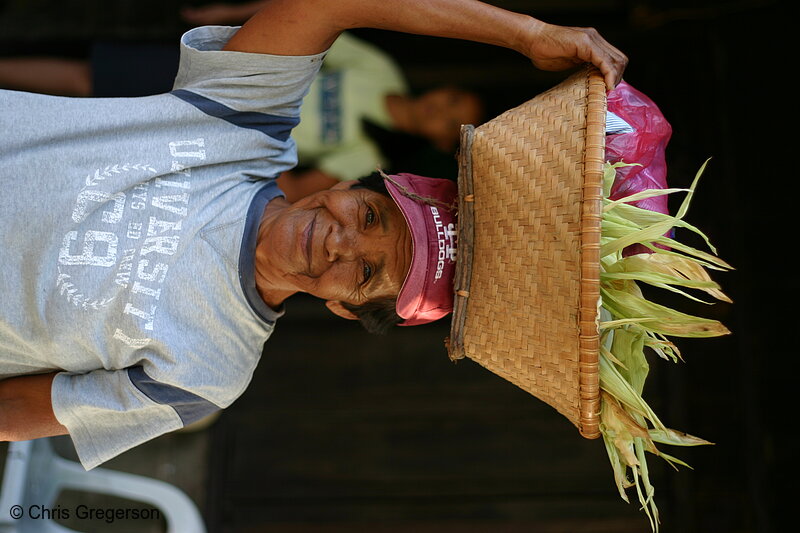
xmin=598 ymin=159 xmax=730 ymax=532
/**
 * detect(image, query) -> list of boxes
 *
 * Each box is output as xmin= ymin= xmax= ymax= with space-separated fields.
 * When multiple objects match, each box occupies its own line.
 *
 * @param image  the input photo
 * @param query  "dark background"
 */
xmin=1 ymin=1 xmax=792 ymax=532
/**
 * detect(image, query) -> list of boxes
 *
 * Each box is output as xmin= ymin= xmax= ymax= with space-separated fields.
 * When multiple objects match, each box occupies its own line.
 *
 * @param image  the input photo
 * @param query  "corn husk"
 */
xmin=598 ymin=160 xmax=731 ymax=531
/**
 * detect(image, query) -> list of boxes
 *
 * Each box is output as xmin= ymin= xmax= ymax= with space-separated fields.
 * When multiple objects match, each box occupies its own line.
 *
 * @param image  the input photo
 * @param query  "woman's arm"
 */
xmin=181 ymin=1 xmax=269 ymax=26
xmin=224 ymin=0 xmax=626 ymax=89
xmin=0 ymin=372 xmax=68 ymax=441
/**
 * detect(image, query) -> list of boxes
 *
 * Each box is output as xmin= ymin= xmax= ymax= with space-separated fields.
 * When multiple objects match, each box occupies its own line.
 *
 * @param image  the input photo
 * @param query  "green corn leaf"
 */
xmin=632 ymin=463 xmax=658 ymax=532
xmin=648 ymin=428 xmax=714 ymax=447
xmin=600 ymin=355 xmax=667 ymax=430
xmin=635 ymin=439 xmax=659 ymax=532
xmin=603 ymin=161 xmax=640 ymax=197
xmin=601 ymin=286 xmax=730 ymax=338
xmin=602 ymin=208 xmax=645 ymax=229
xmin=601 ymin=270 xmax=722 ymax=291
xmin=653 ymin=450 xmax=694 ymax=470
xmin=602 ymin=218 xmax=646 ymax=239
xmin=603 ymin=188 xmax=689 ymax=212
xmin=644 ymin=243 xmax=730 ymax=272
xmin=604 ymin=254 xmax=731 ymax=303
xmin=606 ymin=201 xmax=679 ymax=226
xmin=601 ymin=220 xmax=676 ymax=258
xmin=616 ymin=329 xmax=648 ymax=394
xmin=601 ymin=344 xmax=628 ymax=369
xmin=597 ymin=159 xmax=725 ymax=532
xmin=602 ymin=432 xmax=632 ymax=502
xmin=643 ymin=335 xmax=682 ymax=363
xmin=601 ymin=272 xmax=719 ymax=304
xmin=609 ymin=202 xmax=719 ymax=255
xmin=601 ymin=317 xmax=659 ymax=330
xmin=675 ymin=158 xmax=711 ymax=220
xmin=652 ymin=235 xmax=734 ymax=271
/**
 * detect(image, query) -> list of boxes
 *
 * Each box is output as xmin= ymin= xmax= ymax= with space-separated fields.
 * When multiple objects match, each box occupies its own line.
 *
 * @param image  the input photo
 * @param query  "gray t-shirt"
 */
xmin=0 ymin=26 xmax=325 ymax=469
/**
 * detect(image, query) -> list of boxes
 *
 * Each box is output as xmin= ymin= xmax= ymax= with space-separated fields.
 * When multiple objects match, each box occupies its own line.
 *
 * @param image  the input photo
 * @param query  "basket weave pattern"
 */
xmin=449 ymin=67 xmax=606 ymax=438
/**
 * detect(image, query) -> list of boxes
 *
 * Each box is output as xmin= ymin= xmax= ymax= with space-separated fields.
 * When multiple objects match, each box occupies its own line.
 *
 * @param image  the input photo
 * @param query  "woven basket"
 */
xmin=448 ymin=66 xmax=606 ymax=439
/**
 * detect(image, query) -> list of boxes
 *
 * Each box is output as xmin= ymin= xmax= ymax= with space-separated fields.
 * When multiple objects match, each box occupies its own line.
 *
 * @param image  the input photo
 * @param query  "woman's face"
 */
xmin=412 ymin=87 xmax=484 ymax=152
xmin=258 ymin=181 xmax=412 ymax=307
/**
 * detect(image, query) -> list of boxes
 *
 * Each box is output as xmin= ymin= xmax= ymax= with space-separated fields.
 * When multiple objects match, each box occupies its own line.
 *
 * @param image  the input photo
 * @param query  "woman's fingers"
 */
xmin=524 ymin=22 xmax=628 ymax=90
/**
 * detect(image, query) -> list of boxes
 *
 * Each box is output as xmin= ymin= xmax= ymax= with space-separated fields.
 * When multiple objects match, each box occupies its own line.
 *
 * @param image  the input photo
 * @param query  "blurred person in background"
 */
xmin=0 ymin=0 xmax=484 ymax=201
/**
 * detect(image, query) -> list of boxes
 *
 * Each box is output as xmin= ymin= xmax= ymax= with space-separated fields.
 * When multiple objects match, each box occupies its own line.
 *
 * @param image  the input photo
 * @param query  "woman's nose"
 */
xmin=325 ymin=225 xmax=358 ymax=262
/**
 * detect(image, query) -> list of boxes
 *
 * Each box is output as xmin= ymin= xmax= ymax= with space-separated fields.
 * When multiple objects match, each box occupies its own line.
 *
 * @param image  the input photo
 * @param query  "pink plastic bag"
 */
xmin=605 ymin=81 xmax=673 ymax=255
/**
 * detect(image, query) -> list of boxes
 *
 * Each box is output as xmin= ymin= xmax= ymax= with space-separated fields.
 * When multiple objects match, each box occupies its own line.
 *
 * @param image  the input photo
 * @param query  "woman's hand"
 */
xmin=519 ymin=18 xmax=628 ymax=90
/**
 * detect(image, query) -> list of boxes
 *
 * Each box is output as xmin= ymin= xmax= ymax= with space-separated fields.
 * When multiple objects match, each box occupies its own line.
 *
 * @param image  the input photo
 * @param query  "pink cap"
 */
xmin=384 ymin=173 xmax=458 ymax=326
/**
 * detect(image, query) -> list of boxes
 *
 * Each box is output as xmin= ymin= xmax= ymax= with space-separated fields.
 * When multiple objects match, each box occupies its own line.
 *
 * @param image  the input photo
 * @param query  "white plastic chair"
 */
xmin=0 ymin=438 xmax=206 ymax=533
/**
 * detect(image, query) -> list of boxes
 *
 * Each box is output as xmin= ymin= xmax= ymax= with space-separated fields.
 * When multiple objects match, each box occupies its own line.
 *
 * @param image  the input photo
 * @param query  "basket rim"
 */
xmin=577 ymin=67 xmax=607 ymax=439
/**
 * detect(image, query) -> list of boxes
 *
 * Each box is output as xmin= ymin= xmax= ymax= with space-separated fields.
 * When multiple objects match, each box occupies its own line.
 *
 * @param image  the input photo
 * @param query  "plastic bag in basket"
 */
xmin=606 ymin=81 xmax=673 ymax=255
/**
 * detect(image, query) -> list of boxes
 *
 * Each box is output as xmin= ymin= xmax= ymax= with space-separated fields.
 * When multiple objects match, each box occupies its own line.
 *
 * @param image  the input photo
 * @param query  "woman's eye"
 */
xmin=362 ymin=262 xmax=373 ymax=285
xmin=365 ymin=206 xmax=376 ymax=227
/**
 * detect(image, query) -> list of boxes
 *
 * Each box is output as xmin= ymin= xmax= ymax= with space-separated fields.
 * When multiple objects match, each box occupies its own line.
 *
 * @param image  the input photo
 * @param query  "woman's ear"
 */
xmin=325 ymin=300 xmax=359 ymax=320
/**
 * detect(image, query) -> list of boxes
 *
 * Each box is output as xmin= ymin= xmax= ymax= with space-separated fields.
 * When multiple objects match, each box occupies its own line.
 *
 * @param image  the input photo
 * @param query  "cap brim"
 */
xmin=384 ymin=177 xmax=430 ymax=324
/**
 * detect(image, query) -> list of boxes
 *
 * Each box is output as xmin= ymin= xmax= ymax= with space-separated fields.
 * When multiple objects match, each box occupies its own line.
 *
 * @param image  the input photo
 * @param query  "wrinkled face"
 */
xmin=261 ymin=182 xmax=412 ymax=306
xmin=413 ymin=87 xmax=484 ymax=151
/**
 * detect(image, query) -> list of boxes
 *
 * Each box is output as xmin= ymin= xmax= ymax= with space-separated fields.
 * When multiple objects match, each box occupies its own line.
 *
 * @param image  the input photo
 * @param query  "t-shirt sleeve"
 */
xmin=172 ymin=26 xmax=327 ymax=120
xmin=51 ymin=367 xmax=220 ymax=470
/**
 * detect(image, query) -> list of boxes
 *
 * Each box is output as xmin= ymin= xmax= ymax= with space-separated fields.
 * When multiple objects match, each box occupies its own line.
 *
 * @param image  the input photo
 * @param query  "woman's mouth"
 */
xmin=304 ymin=212 xmax=317 ymax=273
